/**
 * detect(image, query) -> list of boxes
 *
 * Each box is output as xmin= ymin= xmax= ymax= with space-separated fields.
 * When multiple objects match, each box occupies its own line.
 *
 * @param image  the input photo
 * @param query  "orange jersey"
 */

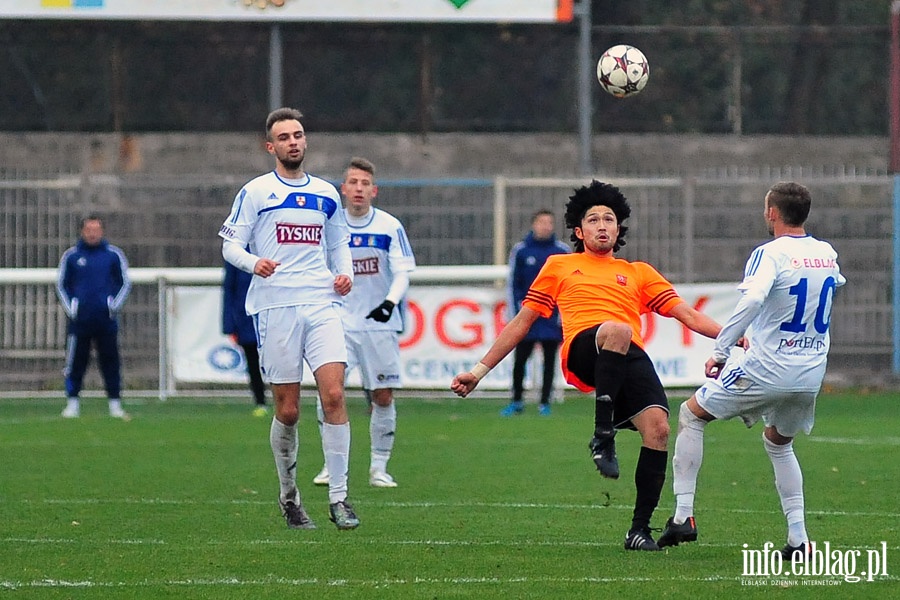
xmin=522 ymin=253 xmax=684 ymax=391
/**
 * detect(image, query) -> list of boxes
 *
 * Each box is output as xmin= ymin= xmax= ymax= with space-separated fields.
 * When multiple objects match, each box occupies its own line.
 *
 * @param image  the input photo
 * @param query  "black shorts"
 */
xmin=567 ymin=326 xmax=669 ymax=430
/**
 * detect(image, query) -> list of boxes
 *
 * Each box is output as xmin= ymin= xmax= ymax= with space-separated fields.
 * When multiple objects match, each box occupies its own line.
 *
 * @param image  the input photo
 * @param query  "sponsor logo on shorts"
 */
xmin=276 ymin=223 xmax=322 ymax=244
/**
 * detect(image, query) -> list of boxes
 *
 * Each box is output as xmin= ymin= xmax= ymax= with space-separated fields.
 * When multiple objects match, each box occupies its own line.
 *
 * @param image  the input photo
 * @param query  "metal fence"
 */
xmin=0 ymin=171 xmax=891 ymax=391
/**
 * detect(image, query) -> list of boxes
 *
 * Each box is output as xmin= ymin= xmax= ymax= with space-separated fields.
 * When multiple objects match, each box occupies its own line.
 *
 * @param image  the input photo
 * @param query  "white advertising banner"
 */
xmin=168 ymin=286 xmax=248 ymax=384
xmin=169 ymin=282 xmax=740 ymax=390
xmin=2 ymin=1 xmax=573 ymax=23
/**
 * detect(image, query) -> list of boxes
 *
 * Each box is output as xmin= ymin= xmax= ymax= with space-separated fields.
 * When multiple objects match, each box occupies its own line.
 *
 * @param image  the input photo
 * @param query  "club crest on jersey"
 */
xmin=295 ymin=195 xmax=307 ymax=207
xmin=616 ymin=274 xmax=628 ymax=286
xmin=276 ymin=222 xmax=322 ymax=244
xmin=352 ymin=235 xmax=379 ymax=248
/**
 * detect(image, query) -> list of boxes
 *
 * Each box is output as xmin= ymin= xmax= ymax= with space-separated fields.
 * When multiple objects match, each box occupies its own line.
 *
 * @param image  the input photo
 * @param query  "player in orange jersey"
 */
xmin=451 ymin=181 xmax=723 ymax=551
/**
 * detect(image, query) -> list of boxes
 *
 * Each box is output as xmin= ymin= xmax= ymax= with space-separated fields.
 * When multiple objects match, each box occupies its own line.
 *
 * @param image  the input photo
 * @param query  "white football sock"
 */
xmin=370 ymin=402 xmax=396 ymax=473
xmin=66 ymin=397 xmax=80 ymax=410
xmin=315 ymin=396 xmax=327 ymax=470
xmin=672 ymin=402 xmax=706 ymax=524
xmin=315 ymin=395 xmax=325 ymax=436
xmin=763 ymin=433 xmax=808 ymax=547
xmin=322 ymin=422 xmax=351 ymax=504
xmin=269 ymin=418 xmax=298 ymax=499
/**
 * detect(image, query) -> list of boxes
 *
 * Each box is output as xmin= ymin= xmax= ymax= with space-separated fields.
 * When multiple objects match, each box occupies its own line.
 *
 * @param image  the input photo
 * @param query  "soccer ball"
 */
xmin=597 ymin=44 xmax=650 ymax=98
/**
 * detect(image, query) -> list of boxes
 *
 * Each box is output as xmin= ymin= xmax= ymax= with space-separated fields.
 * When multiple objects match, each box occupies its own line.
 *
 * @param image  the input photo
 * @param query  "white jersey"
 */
xmin=713 ymin=234 xmax=846 ymax=392
xmin=218 ymin=171 xmax=352 ymax=315
xmin=341 ymin=207 xmax=415 ymax=332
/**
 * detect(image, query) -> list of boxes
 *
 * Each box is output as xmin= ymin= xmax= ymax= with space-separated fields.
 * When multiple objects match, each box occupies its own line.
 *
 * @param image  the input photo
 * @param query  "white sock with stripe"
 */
xmin=322 ymin=422 xmax=351 ymax=504
xmin=672 ymin=402 xmax=706 ymax=524
xmin=270 ymin=418 xmax=298 ymax=499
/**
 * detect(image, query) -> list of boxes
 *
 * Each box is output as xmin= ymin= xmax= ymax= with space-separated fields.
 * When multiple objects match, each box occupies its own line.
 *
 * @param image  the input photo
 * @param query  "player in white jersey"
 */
xmin=218 ymin=108 xmax=359 ymax=531
xmin=314 ymin=157 xmax=416 ymax=489
xmin=658 ymin=182 xmax=846 ymax=559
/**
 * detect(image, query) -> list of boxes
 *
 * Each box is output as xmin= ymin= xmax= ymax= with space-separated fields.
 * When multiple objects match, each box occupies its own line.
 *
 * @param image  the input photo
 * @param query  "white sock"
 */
xmin=269 ymin=418 xmax=298 ymax=499
xmin=322 ymin=422 xmax=350 ymax=504
xmin=672 ymin=402 xmax=706 ymax=524
xmin=66 ymin=397 xmax=80 ymax=410
xmin=370 ymin=402 xmax=396 ymax=473
xmin=763 ymin=433 xmax=808 ymax=547
xmin=109 ymin=399 xmax=123 ymax=412
xmin=315 ymin=396 xmax=326 ymax=469
xmin=315 ymin=396 xmax=325 ymax=436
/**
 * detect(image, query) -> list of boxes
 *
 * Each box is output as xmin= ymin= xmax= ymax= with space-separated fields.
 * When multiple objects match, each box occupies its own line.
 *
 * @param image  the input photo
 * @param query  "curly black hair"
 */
xmin=563 ymin=180 xmax=631 ymax=253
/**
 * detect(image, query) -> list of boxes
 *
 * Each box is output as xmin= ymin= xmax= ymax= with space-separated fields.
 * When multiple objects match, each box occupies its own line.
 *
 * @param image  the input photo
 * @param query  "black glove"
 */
xmin=365 ymin=300 xmax=395 ymax=323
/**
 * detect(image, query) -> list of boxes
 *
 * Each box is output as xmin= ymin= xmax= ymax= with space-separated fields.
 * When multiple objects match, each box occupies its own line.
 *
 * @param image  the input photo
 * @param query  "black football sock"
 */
xmin=632 ymin=446 xmax=667 ymax=532
xmin=594 ymin=349 xmax=626 ymax=436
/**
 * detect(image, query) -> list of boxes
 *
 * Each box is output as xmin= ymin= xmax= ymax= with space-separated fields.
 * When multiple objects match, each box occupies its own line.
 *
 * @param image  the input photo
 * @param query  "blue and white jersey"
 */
xmin=341 ymin=207 xmax=415 ymax=332
xmin=714 ymin=235 xmax=846 ymax=392
xmin=219 ymin=171 xmax=352 ymax=315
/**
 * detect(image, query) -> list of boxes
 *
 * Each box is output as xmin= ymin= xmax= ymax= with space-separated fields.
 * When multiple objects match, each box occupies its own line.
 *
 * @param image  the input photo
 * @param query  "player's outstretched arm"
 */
xmin=450 ymin=307 xmax=540 ymax=398
xmin=450 ymin=371 xmax=480 ymax=398
xmin=669 ymin=302 xmax=721 ymax=339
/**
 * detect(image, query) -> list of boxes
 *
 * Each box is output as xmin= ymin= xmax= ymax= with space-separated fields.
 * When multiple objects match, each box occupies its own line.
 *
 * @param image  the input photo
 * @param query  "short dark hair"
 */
xmin=767 ymin=181 xmax=811 ymax=227
xmin=532 ymin=209 xmax=554 ymax=222
xmin=81 ymin=214 xmax=103 ymax=228
xmin=348 ymin=156 xmax=375 ymax=178
xmin=265 ymin=107 xmax=303 ymax=141
xmin=564 ymin=180 xmax=630 ymax=253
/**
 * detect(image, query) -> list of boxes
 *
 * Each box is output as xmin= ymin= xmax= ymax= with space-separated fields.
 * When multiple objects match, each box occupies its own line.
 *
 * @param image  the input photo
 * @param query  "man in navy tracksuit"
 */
xmin=501 ymin=209 xmax=571 ymax=416
xmin=56 ymin=216 xmax=131 ymax=419
xmin=222 ymin=260 xmax=267 ymax=416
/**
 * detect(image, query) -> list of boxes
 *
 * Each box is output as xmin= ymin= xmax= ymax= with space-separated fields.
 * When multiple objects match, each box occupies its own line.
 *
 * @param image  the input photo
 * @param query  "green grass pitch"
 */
xmin=0 ymin=390 xmax=897 ymax=598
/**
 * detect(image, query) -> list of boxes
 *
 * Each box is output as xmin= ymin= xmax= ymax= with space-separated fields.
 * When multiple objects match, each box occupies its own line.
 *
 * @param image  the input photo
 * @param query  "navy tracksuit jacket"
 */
xmin=56 ymin=238 xmax=131 ymax=398
xmin=507 ymin=231 xmax=570 ymax=341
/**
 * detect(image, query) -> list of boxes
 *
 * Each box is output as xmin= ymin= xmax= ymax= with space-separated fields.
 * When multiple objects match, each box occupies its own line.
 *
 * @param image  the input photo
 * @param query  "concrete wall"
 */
xmin=0 ymin=132 xmax=889 ymax=178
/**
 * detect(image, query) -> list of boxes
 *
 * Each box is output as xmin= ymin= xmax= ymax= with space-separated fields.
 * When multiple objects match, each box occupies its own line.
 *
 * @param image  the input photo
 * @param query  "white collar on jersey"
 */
xmin=345 ymin=206 xmax=375 ymax=228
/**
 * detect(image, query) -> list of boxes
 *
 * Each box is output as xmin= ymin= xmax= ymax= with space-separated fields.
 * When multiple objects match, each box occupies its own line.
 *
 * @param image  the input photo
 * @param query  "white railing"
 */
xmin=0 ymin=265 xmax=508 ymax=399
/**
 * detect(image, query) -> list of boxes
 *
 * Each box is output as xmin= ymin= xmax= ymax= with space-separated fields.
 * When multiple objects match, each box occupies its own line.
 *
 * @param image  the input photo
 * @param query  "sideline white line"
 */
xmin=21 ymin=498 xmax=900 ymax=519
xmin=808 ymin=436 xmax=900 ymax=446
xmin=13 ymin=573 xmax=869 ymax=591
xmin=2 ymin=537 xmax=165 ymax=545
xmin=4 ymin=536 xmax=897 ymax=553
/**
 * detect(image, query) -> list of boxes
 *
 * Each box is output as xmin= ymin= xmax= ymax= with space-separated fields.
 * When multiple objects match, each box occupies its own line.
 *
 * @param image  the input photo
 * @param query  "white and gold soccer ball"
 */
xmin=597 ymin=44 xmax=650 ymax=98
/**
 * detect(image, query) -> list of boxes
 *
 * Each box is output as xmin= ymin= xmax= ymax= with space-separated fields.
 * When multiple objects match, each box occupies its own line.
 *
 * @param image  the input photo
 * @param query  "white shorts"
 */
xmin=255 ymin=304 xmax=347 ymax=384
xmin=345 ymin=329 xmax=402 ymax=390
xmin=695 ymin=359 xmax=817 ymax=438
